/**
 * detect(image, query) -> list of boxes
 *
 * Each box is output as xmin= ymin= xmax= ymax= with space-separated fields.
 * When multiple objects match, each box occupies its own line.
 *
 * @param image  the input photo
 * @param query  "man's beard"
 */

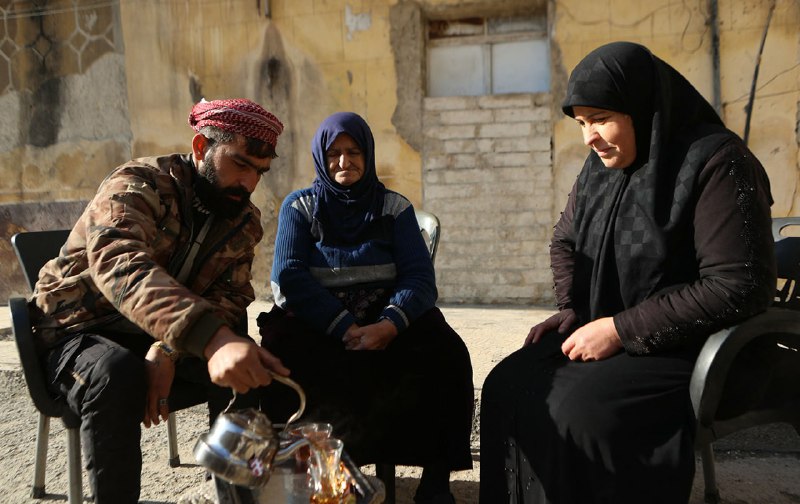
xmin=194 ymin=157 xmax=251 ymax=219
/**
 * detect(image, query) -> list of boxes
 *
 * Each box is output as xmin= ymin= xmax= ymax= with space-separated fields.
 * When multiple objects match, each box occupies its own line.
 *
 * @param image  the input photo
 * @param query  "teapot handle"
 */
xmin=220 ymin=374 xmax=306 ymax=427
xmin=271 ymin=374 xmax=306 ymax=428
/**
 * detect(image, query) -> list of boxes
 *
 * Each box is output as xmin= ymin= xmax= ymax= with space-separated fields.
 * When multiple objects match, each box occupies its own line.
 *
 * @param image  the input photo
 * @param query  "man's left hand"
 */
xmin=561 ymin=317 xmax=623 ymax=361
xmin=143 ymin=344 xmax=176 ymax=428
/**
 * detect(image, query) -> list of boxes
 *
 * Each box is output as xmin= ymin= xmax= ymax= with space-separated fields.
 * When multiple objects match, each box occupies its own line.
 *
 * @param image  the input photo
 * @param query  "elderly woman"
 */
xmin=258 ymin=112 xmax=473 ymax=504
xmin=479 ymin=42 xmax=776 ymax=503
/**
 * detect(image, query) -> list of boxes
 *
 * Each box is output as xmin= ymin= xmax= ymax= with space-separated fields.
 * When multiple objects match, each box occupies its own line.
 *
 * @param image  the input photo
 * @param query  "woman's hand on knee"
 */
xmin=560 ymin=316 xmax=623 ymax=361
xmin=525 ymin=308 xmax=577 ymax=346
xmin=343 ymin=319 xmax=398 ymax=350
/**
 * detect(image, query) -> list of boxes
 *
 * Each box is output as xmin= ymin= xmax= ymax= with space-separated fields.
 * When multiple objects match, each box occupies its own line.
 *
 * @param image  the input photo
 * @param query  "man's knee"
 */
xmin=83 ymin=346 xmax=146 ymax=411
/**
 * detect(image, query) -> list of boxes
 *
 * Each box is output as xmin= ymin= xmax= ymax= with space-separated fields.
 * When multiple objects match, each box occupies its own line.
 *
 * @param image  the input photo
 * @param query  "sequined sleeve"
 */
xmin=613 ymin=139 xmax=777 ymax=354
xmin=551 ymin=183 xmax=578 ymax=311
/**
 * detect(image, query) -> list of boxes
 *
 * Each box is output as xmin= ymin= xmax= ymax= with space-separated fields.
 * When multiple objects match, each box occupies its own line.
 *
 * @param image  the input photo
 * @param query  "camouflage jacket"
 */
xmin=32 ymin=154 xmax=264 ymax=358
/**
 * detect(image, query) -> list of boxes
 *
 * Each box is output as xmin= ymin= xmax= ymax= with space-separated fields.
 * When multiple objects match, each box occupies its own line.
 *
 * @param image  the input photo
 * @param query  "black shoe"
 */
xmin=413 ymin=491 xmax=456 ymax=504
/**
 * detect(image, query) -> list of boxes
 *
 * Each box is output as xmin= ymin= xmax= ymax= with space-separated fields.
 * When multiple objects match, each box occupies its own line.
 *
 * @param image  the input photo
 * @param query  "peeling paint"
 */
xmin=345 ymin=5 xmax=371 ymax=41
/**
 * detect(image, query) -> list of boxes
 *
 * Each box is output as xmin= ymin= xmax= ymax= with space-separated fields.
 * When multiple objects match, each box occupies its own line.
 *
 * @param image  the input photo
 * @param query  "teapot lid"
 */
xmin=224 ymin=408 xmax=274 ymax=438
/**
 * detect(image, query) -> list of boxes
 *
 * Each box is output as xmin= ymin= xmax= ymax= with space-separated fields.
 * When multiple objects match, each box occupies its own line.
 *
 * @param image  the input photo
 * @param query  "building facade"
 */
xmin=1 ymin=0 xmax=798 ymax=305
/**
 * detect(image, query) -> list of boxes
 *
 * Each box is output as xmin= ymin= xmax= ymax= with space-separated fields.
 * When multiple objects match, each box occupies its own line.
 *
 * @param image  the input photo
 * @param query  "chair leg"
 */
xmin=32 ymin=413 xmax=50 ymax=498
xmin=699 ymin=441 xmax=721 ymax=504
xmin=66 ymin=427 xmax=83 ymax=504
xmin=375 ymin=463 xmax=396 ymax=504
xmin=167 ymin=412 xmax=180 ymax=467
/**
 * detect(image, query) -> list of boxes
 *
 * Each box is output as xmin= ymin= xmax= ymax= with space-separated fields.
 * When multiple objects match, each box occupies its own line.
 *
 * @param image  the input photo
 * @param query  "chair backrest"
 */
xmin=10 ymin=297 xmax=78 ymax=423
xmin=691 ymin=217 xmax=800 ymax=438
xmin=772 ymin=219 xmax=800 ymax=309
xmin=774 ymin=237 xmax=800 ymax=308
xmin=772 ymin=216 xmax=800 ymax=242
xmin=414 ymin=209 xmax=441 ymax=264
xmin=12 ymin=229 xmax=71 ymax=292
xmin=9 ymin=229 xmax=81 ymax=426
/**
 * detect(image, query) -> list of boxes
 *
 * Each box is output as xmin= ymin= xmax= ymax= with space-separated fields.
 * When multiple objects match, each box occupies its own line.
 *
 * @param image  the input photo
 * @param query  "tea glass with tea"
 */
xmin=275 ymin=422 xmax=334 ymax=502
xmin=309 ymin=437 xmax=347 ymax=504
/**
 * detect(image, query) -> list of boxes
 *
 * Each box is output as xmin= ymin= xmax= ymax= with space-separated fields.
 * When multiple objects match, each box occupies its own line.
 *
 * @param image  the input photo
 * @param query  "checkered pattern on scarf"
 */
xmin=565 ymin=42 xmax=730 ymax=319
xmin=188 ymin=98 xmax=284 ymax=148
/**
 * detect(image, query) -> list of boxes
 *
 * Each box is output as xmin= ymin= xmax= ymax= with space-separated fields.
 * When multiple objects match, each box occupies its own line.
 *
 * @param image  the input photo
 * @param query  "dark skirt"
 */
xmin=258 ymin=306 xmax=474 ymax=470
xmin=479 ymin=332 xmax=697 ymax=504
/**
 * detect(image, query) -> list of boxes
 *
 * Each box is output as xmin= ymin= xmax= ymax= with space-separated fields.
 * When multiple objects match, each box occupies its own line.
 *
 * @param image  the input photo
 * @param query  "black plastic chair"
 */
xmin=9 ymin=229 xmax=82 ymax=503
xmin=11 ymin=297 xmax=84 ymax=503
xmin=9 ymin=229 xmax=211 ymax=498
xmin=691 ymin=218 xmax=800 ymax=504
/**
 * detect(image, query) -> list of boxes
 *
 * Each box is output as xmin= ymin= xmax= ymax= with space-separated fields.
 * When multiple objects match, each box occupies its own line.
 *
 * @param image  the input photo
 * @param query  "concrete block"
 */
xmin=424 ymin=154 xmax=450 ymax=170
xmin=484 ymin=152 xmax=534 ymax=168
xmin=424 ymin=183 xmax=479 ymax=199
xmin=492 ymin=136 xmax=551 ymax=153
xmin=439 ymin=109 xmax=494 ymax=125
xmin=493 ymin=107 xmax=551 ymax=123
xmin=532 ymin=151 xmax=553 ymax=165
xmin=424 ymin=95 xmax=478 ymax=111
xmin=478 ymin=94 xmax=534 ymax=109
xmin=424 ymin=124 xmax=478 ymax=140
xmin=442 ymin=139 xmax=480 ymax=154
xmin=478 ymin=122 xmax=532 ymax=138
xmin=533 ymin=93 xmax=553 ymax=107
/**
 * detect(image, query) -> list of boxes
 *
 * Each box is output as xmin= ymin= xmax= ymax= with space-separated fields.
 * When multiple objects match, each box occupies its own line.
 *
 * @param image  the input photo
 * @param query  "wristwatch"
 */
xmin=151 ymin=341 xmax=179 ymax=362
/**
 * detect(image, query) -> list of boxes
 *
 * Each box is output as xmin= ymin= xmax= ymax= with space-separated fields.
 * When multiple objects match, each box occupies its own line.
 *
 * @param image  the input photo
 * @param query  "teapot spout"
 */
xmin=275 ymin=438 xmax=311 ymax=462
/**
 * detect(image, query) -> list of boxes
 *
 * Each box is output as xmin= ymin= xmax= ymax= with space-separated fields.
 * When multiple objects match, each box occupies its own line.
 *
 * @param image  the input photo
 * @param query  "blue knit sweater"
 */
xmin=271 ymin=187 xmax=437 ymax=340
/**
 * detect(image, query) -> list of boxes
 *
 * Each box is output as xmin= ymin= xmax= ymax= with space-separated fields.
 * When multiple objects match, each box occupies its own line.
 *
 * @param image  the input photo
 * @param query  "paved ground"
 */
xmin=1 ymin=301 xmax=799 ymax=503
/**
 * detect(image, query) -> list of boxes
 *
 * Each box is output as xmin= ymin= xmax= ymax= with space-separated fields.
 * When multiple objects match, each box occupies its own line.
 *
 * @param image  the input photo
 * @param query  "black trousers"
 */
xmin=258 ymin=306 xmax=475 ymax=470
xmin=45 ymin=331 xmax=258 ymax=504
xmin=479 ymin=332 xmax=697 ymax=504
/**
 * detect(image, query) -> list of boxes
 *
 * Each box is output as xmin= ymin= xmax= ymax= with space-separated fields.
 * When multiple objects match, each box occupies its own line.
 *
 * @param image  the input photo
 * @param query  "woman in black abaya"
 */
xmin=479 ymin=42 xmax=776 ymax=504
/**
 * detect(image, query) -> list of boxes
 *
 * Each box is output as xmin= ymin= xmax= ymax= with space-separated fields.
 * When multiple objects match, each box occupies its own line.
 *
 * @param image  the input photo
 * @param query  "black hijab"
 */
xmin=561 ymin=41 xmax=732 ymax=321
xmin=311 ymin=112 xmax=385 ymax=244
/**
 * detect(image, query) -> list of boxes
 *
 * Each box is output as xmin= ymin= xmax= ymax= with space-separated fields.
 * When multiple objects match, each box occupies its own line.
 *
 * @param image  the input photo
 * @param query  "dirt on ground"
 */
xmin=1 ymin=303 xmax=799 ymax=503
xmin=2 ymin=367 xmax=800 ymax=504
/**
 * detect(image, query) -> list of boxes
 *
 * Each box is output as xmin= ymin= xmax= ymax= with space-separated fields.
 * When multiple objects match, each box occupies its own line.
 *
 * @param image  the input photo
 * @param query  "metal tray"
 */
xmin=213 ymin=450 xmax=385 ymax=504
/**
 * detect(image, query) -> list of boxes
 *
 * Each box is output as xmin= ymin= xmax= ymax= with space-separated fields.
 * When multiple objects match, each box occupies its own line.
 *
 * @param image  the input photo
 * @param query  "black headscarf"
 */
xmin=311 ymin=112 xmax=386 ymax=244
xmin=562 ymin=41 xmax=733 ymax=321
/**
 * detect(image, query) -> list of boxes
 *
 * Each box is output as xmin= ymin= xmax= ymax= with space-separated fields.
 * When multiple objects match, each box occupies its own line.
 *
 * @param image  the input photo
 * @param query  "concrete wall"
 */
xmin=1 ymin=0 xmax=798 ymax=306
xmin=422 ymin=93 xmax=554 ymax=304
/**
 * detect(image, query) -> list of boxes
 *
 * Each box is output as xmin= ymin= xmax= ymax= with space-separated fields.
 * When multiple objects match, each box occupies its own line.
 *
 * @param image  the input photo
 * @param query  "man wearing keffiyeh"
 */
xmin=30 ymin=98 xmax=286 ymax=503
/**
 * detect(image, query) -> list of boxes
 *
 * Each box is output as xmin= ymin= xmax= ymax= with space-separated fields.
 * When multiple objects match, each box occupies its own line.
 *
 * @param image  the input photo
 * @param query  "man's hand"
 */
xmin=342 ymin=319 xmax=398 ymax=351
xmin=204 ymin=326 xmax=290 ymax=393
xmin=524 ymin=308 xmax=577 ymax=346
xmin=561 ymin=316 xmax=623 ymax=361
xmin=143 ymin=344 xmax=176 ymax=428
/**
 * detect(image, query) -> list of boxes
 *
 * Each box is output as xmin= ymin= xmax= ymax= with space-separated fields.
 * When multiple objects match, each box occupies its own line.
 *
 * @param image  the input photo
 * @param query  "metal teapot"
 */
xmin=193 ymin=375 xmax=309 ymax=488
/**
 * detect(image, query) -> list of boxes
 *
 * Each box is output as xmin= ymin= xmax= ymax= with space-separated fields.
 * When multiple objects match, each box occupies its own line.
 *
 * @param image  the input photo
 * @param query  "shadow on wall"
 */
xmin=0 ymin=200 xmax=88 ymax=301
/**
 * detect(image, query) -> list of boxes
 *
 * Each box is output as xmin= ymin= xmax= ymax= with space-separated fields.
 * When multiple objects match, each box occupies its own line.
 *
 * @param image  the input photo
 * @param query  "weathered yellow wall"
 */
xmin=2 ymin=0 xmax=797 ymax=302
xmin=117 ymin=0 xmax=422 ymax=297
xmin=552 ymin=0 xmax=800 ymax=218
xmin=269 ymin=0 xmax=420 ymax=202
xmin=0 ymin=1 xmax=131 ymax=206
xmin=119 ymin=0 xmax=418 ymax=201
xmin=119 ymin=0 xmax=800 ymax=237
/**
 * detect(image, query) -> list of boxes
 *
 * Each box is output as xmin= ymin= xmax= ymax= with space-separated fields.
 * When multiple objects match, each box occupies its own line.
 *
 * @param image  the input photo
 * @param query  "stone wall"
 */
xmin=422 ymin=93 xmax=554 ymax=304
